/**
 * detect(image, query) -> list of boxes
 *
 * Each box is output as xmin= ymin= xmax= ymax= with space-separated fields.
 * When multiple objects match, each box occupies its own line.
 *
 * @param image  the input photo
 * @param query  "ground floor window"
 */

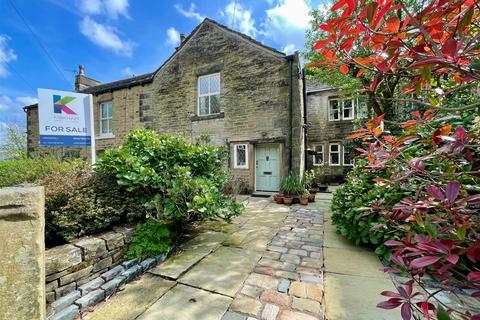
xmin=313 ymin=144 xmax=324 ymax=166
xmin=329 ymin=143 xmax=340 ymax=166
xmin=234 ymin=144 xmax=248 ymax=169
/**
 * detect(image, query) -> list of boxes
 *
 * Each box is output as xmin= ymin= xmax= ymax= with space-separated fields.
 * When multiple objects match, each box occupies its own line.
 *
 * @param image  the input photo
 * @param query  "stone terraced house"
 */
xmin=24 ymin=18 xmax=360 ymax=191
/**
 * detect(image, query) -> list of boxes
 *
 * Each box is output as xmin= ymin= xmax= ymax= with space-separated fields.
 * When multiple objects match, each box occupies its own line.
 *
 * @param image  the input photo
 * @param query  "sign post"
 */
xmin=38 ymin=88 xmax=96 ymax=164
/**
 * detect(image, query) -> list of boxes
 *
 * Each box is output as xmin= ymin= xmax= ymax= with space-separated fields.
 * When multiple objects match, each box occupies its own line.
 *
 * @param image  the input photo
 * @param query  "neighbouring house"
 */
xmin=24 ymin=18 xmax=305 ymax=194
xmin=305 ymin=79 xmax=367 ymax=183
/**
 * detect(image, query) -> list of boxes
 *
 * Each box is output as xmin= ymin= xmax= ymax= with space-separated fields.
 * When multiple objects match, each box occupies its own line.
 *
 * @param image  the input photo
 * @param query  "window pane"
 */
xmin=106 ymin=103 xmax=112 ymax=117
xmin=330 ymin=144 xmax=339 ymax=152
xmin=210 ymin=74 xmax=220 ymax=93
xmin=210 ymin=94 xmax=221 ymax=114
xmin=329 ymin=100 xmax=339 ymax=120
xmin=236 ymin=145 xmax=246 ymax=166
xmin=331 ymin=153 xmax=339 ymax=164
xmin=101 ymin=105 xmax=108 ymax=118
xmin=101 ymin=120 xmax=109 ymax=134
xmin=199 ymin=77 xmax=209 ymax=95
xmin=199 ymin=96 xmax=209 ymax=115
xmin=343 ymin=100 xmax=353 ymax=119
xmin=344 ymin=150 xmax=352 ymax=164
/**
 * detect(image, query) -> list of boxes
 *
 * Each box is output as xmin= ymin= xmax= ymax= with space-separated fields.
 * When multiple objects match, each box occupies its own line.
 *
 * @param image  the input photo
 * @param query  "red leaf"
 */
xmin=445 ymin=181 xmax=460 ymax=203
xmin=467 ymin=242 xmax=480 ymax=263
xmin=420 ymin=302 xmax=431 ymax=320
xmin=384 ymin=240 xmax=403 ymax=246
xmin=465 ymin=194 xmax=480 ymax=205
xmin=409 ymin=57 xmax=446 ymax=69
xmin=331 ymin=0 xmax=347 ymax=11
xmin=410 ymin=256 xmax=440 ymax=269
xmin=401 ymin=303 xmax=412 ymax=320
xmin=381 ymin=291 xmax=401 ymax=298
xmin=467 ymin=271 xmax=480 ymax=282
xmin=377 ymin=298 xmax=402 ymax=309
xmin=340 ymin=64 xmax=349 ymax=74
xmin=441 ymin=39 xmax=460 ymax=59
xmin=426 ymin=185 xmax=445 ymax=201
xmin=444 ymin=254 xmax=459 ymax=265
xmin=386 ymin=16 xmax=400 ymax=33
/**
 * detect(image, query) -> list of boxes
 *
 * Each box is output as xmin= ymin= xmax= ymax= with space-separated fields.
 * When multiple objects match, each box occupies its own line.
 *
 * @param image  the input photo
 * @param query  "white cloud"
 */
xmin=76 ymin=0 xmax=130 ymax=19
xmin=0 ymin=35 xmax=17 ymax=78
xmin=175 ymin=3 xmax=205 ymax=22
xmin=80 ymin=17 xmax=134 ymax=56
xmin=221 ymin=2 xmax=257 ymax=37
xmin=282 ymin=43 xmax=296 ymax=54
xmin=121 ymin=67 xmax=134 ymax=76
xmin=0 ymin=95 xmax=28 ymax=145
xmin=166 ymin=27 xmax=180 ymax=47
xmin=16 ymin=96 xmax=38 ymax=106
xmin=261 ymin=0 xmax=312 ymax=53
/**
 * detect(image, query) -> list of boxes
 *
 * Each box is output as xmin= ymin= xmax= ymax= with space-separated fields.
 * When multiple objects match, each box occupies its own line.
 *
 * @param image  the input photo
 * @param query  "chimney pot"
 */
xmin=180 ymin=33 xmax=186 ymax=44
xmin=79 ymin=64 xmax=85 ymax=76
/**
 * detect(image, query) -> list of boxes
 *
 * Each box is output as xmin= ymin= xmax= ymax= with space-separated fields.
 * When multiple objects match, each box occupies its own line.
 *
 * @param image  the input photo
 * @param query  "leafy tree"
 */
xmin=0 ymin=125 xmax=27 ymax=160
xmin=308 ymin=0 xmax=480 ymax=119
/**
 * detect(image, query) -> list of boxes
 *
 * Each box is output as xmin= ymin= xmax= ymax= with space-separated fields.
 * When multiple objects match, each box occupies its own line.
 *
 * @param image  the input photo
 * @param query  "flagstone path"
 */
xmin=84 ymin=194 xmax=400 ymax=320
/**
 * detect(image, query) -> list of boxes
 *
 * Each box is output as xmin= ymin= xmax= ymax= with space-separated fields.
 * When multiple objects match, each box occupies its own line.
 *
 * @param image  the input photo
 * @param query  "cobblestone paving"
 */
xmin=224 ymin=208 xmax=325 ymax=320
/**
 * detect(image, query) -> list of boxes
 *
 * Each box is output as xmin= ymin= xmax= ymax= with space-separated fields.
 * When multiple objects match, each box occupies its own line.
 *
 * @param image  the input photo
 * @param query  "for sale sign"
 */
xmin=38 ymin=88 xmax=93 ymax=147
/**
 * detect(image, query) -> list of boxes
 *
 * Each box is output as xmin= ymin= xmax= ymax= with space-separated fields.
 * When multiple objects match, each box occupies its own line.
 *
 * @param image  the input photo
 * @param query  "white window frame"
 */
xmin=328 ymin=99 xmax=340 ymax=121
xmin=99 ymin=102 xmax=113 ymax=136
xmin=329 ymin=143 xmax=341 ymax=166
xmin=197 ymin=73 xmax=221 ymax=116
xmin=233 ymin=144 xmax=248 ymax=169
xmin=313 ymin=144 xmax=324 ymax=166
xmin=343 ymin=145 xmax=354 ymax=166
xmin=343 ymin=99 xmax=355 ymax=120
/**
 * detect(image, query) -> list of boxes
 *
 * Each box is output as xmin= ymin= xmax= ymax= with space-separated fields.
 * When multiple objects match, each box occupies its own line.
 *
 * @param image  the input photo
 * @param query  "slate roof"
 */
xmin=80 ymin=72 xmax=154 ymax=95
xmin=306 ymin=78 xmax=333 ymax=93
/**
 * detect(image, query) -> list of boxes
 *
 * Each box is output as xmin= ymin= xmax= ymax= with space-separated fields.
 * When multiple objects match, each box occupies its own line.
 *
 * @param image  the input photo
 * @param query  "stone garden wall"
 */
xmin=45 ymin=226 xmax=169 ymax=320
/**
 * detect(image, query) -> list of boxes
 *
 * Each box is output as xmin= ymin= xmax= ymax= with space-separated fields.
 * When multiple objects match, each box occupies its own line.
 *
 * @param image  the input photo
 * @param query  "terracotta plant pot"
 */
xmin=274 ymin=194 xmax=284 ymax=204
xmin=283 ymin=196 xmax=293 ymax=205
xmin=309 ymin=188 xmax=318 ymax=195
xmin=299 ymin=197 xmax=309 ymax=205
xmin=308 ymin=194 xmax=316 ymax=202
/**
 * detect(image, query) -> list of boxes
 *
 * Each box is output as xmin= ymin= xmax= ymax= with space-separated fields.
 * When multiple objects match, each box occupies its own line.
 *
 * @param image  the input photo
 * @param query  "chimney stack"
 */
xmin=75 ymin=64 xmax=101 ymax=92
xmin=180 ymin=33 xmax=186 ymax=44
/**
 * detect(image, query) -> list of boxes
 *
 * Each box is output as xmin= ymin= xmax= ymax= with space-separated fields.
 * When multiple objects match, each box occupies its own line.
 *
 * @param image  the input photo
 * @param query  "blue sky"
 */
xmin=0 ymin=0 xmax=327 ymax=143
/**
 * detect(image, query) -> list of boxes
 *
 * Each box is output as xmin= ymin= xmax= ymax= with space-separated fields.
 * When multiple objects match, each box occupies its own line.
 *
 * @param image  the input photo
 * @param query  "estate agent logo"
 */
xmin=53 ymin=95 xmax=77 ymax=115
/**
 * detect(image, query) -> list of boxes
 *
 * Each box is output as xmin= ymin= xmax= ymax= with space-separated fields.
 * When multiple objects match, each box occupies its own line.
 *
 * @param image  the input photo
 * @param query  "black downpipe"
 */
xmin=302 ymin=68 xmax=307 ymax=172
xmin=286 ymin=55 xmax=294 ymax=172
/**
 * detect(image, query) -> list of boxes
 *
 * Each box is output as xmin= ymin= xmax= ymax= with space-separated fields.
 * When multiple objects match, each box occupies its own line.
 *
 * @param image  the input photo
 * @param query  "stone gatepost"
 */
xmin=0 ymin=187 xmax=45 ymax=319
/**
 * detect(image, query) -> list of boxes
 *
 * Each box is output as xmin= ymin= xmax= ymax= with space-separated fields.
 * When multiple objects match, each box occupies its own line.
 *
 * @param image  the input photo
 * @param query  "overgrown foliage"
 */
xmin=97 ymin=130 xmax=243 ymax=227
xmin=0 ymin=125 xmax=27 ymax=160
xmin=317 ymin=0 xmax=480 ymax=319
xmin=126 ymin=220 xmax=173 ymax=260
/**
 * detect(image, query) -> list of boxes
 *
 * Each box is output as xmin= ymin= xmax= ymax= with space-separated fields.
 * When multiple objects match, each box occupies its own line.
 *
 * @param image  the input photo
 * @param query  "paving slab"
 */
xmin=85 ymin=274 xmax=175 ymax=320
xmin=180 ymin=231 xmax=228 ymax=251
xmin=324 ymin=247 xmax=389 ymax=279
xmin=148 ymin=248 xmax=212 ymax=279
xmin=138 ymin=284 xmax=232 ymax=320
xmin=324 ymin=273 xmax=400 ymax=320
xmin=179 ymin=246 xmax=262 ymax=297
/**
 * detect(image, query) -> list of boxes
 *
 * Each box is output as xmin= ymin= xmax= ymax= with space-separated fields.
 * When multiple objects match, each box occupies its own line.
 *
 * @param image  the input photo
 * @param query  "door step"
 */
xmin=251 ymin=191 xmax=275 ymax=198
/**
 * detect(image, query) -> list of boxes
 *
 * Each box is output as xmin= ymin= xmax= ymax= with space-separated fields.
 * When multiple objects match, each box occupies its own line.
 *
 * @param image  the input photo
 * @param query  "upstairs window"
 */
xmin=329 ymin=143 xmax=340 ymax=166
xmin=234 ymin=144 xmax=248 ymax=169
xmin=343 ymin=146 xmax=354 ymax=166
xmin=328 ymin=99 xmax=340 ymax=121
xmin=328 ymin=98 xmax=355 ymax=121
xmin=100 ymin=102 xmax=113 ymax=135
xmin=198 ymin=73 xmax=220 ymax=116
xmin=313 ymin=144 xmax=324 ymax=166
xmin=343 ymin=99 xmax=354 ymax=120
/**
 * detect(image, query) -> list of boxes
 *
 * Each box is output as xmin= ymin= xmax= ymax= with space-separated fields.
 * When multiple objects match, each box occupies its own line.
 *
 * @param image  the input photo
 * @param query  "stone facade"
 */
xmin=0 ymin=187 xmax=45 ymax=320
xmin=25 ymin=18 xmax=305 ymax=193
xmin=305 ymin=81 xmax=356 ymax=183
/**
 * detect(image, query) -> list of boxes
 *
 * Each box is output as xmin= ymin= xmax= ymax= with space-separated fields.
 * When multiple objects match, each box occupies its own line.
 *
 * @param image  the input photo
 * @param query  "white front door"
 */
xmin=255 ymin=144 xmax=280 ymax=192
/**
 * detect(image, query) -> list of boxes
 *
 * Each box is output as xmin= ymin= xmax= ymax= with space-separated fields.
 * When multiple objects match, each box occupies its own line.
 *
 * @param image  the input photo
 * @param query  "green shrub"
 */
xmin=331 ymin=158 xmax=413 ymax=259
xmin=97 ymin=129 xmax=243 ymax=226
xmin=43 ymin=168 xmax=144 ymax=245
xmin=126 ymin=220 xmax=173 ymax=259
xmin=0 ymin=157 xmax=82 ymax=188
xmin=280 ymin=173 xmax=304 ymax=196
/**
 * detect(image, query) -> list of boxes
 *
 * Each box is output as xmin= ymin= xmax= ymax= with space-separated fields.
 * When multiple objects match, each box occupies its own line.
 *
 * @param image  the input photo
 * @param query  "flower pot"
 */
xmin=308 ymin=194 xmax=316 ymax=202
xmin=309 ymin=188 xmax=318 ymax=195
xmin=274 ymin=194 xmax=284 ymax=204
xmin=299 ymin=197 xmax=309 ymax=205
xmin=283 ymin=196 xmax=293 ymax=205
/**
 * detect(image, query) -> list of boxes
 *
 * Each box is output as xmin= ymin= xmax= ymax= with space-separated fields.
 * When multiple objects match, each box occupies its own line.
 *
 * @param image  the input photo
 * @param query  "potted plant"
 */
xmin=281 ymin=174 xmax=293 ymax=205
xmin=304 ymin=170 xmax=318 ymax=202
xmin=273 ymin=193 xmax=284 ymax=204
xmin=299 ymin=189 xmax=309 ymax=205
xmin=311 ymin=167 xmax=328 ymax=192
xmin=281 ymin=173 xmax=303 ymax=205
